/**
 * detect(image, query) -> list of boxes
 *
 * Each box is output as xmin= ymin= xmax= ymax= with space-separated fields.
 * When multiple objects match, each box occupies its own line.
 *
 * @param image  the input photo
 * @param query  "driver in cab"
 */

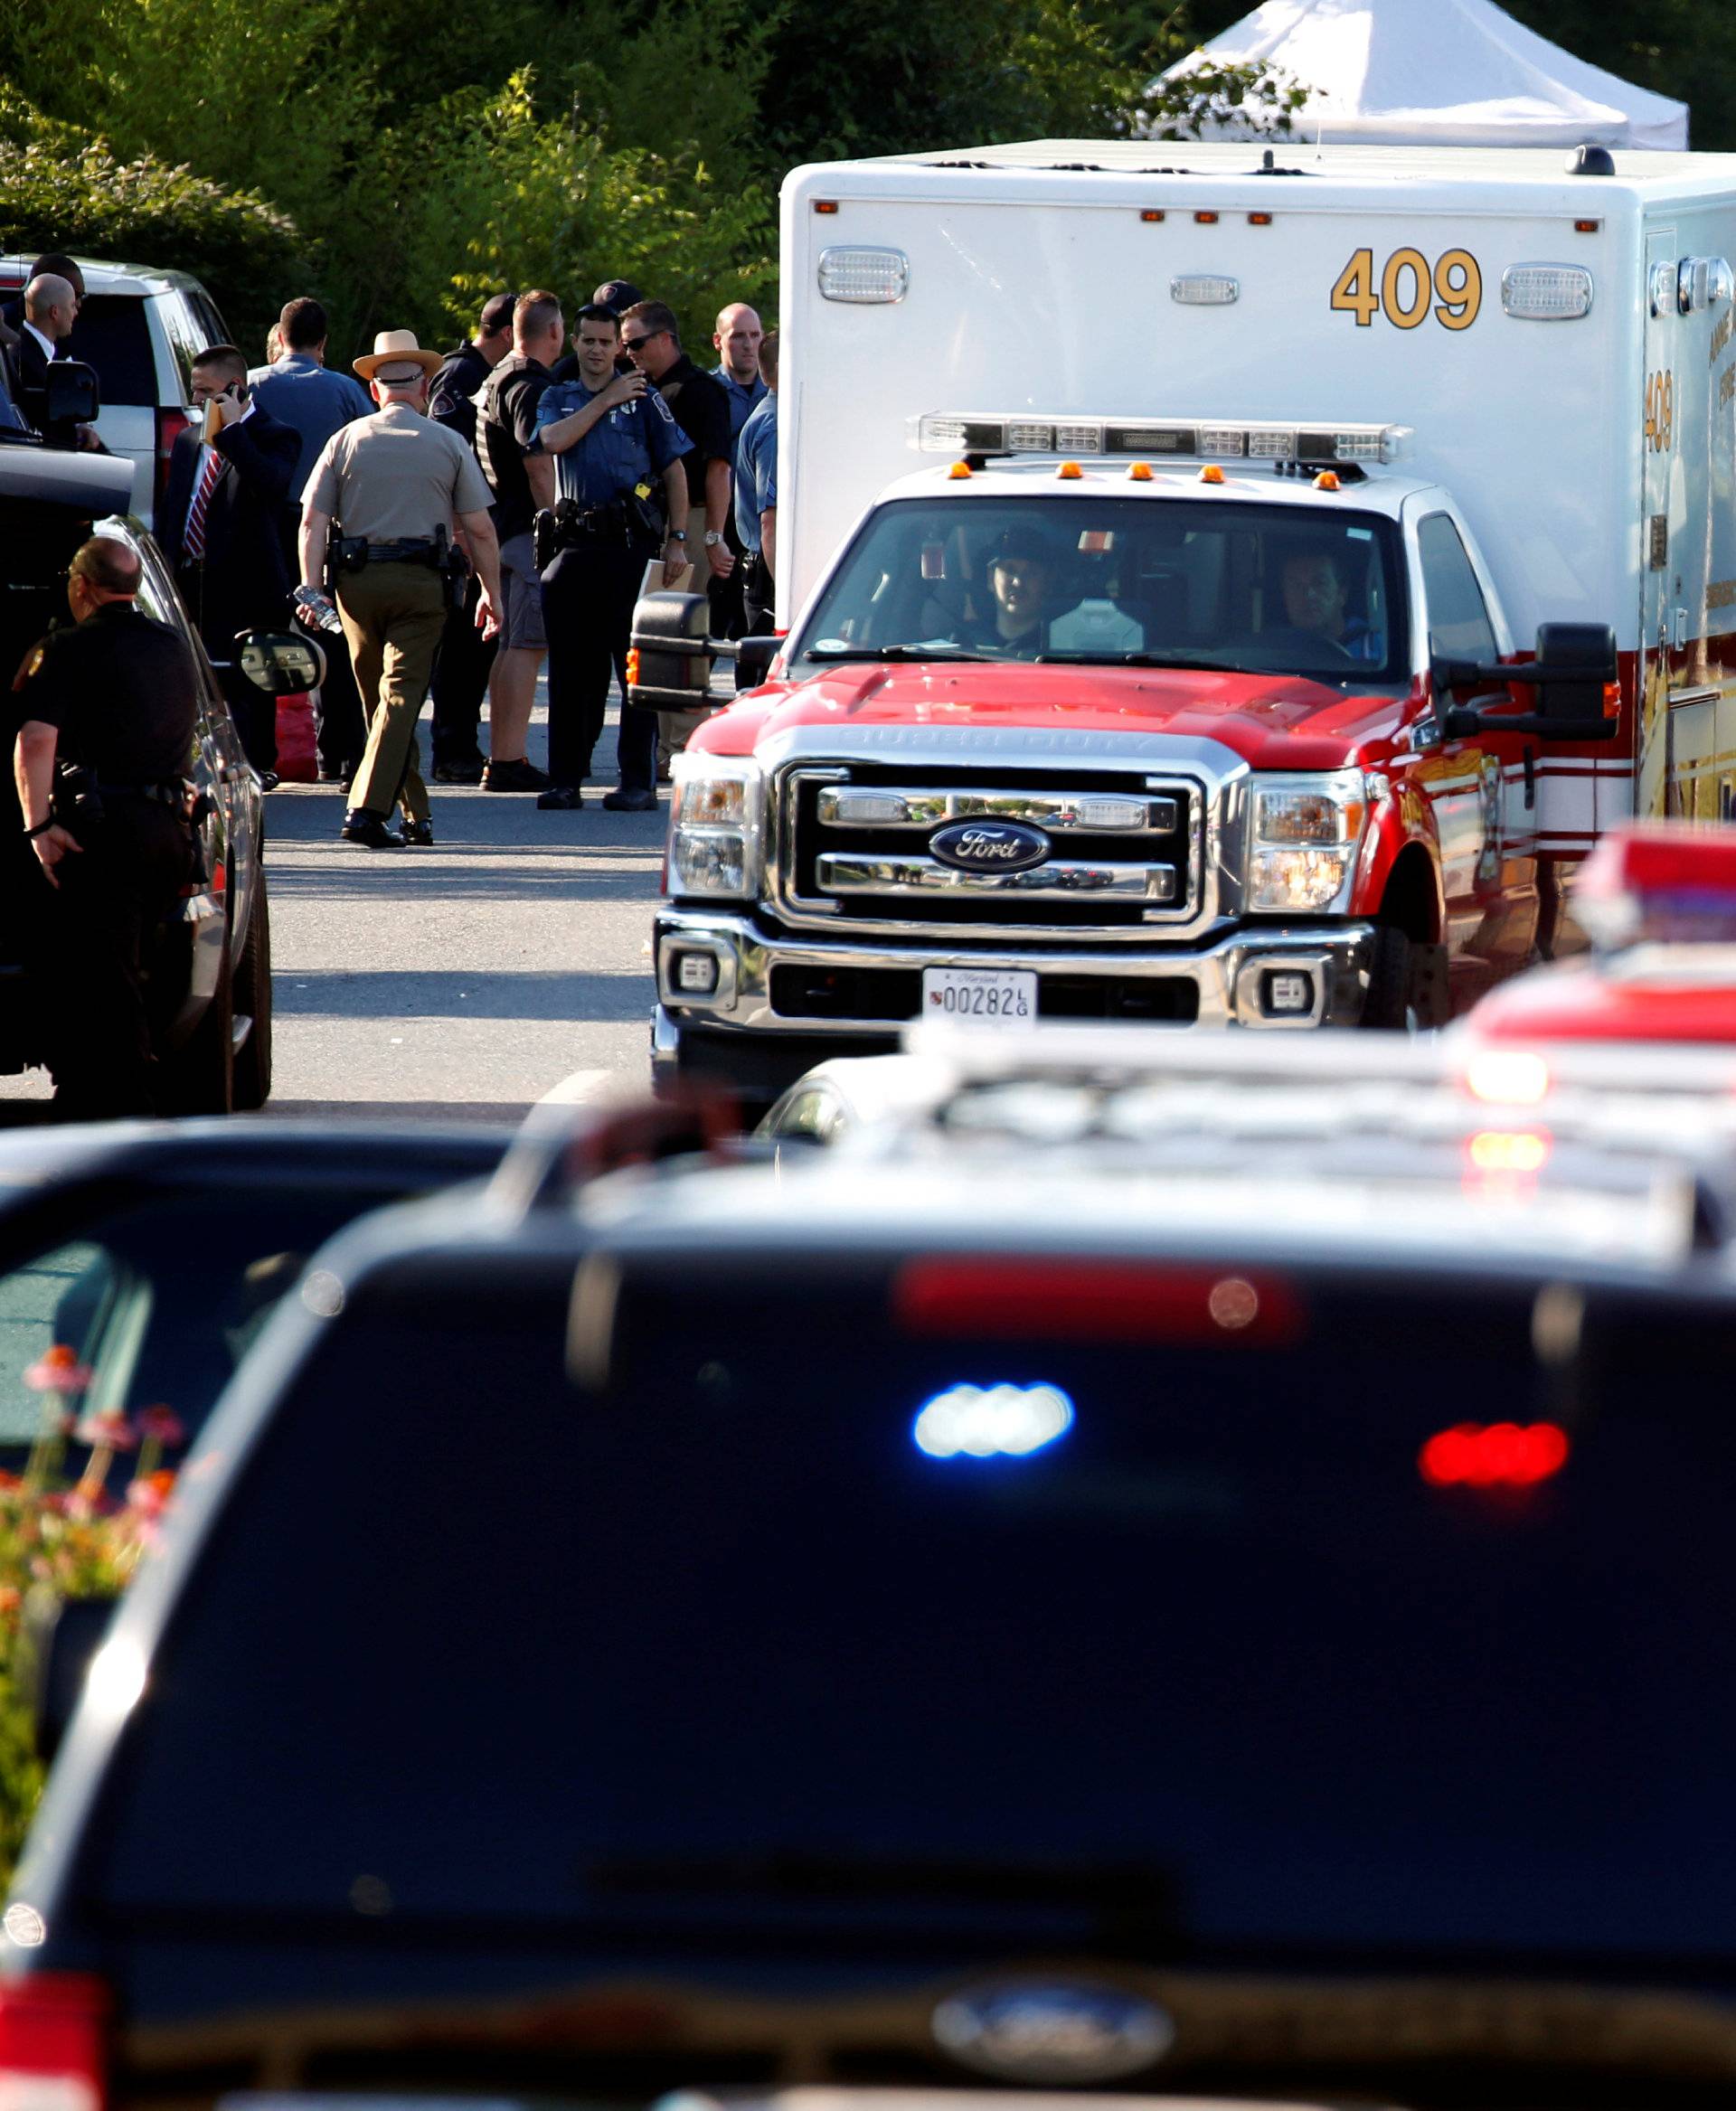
xmin=953 ymin=528 xmax=1067 ymax=655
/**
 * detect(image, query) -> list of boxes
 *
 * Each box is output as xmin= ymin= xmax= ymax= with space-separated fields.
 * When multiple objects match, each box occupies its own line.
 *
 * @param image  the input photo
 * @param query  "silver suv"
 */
xmin=0 ymin=253 xmax=230 ymax=527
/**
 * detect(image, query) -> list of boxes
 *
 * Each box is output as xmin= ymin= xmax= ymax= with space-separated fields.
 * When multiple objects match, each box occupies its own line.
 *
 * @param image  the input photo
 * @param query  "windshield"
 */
xmin=789 ymin=495 xmax=1410 ymax=683
xmin=88 ymin=1249 xmax=1736 ymax=1979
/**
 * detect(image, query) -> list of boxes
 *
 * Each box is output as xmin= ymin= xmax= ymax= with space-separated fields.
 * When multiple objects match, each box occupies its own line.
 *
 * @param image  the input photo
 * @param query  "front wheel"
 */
xmin=1360 ymin=926 xmax=1418 ymax=1032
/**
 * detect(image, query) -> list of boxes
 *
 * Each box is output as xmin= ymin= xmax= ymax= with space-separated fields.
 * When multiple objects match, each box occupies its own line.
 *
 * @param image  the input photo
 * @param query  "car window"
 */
xmin=61 ymin=296 xmax=156 ymax=410
xmin=0 ymin=1189 xmax=449 ymax=1467
xmin=0 ymin=499 xmax=99 ymax=720
xmin=1419 ymin=511 xmax=1498 ymax=663
xmin=83 ymin=1256 xmax=1736 ymax=1974
xmin=154 ymin=291 xmax=210 ymax=406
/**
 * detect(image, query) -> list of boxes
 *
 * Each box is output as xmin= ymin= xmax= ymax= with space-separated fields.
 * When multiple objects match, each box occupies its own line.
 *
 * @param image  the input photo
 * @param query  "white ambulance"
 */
xmin=638 ymin=139 xmax=1736 ymax=1106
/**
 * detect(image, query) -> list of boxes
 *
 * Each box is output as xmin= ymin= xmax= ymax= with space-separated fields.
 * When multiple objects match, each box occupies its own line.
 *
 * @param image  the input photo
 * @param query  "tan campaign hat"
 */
xmin=353 ymin=329 xmax=444 ymax=382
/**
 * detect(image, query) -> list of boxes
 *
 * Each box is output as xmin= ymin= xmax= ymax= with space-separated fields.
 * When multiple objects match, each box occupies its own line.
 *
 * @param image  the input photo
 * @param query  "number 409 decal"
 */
xmin=1331 ymin=247 xmax=1483 ymax=332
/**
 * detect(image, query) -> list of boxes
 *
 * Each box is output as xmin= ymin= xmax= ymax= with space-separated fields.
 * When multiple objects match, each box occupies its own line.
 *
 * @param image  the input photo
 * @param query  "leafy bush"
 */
xmin=0 ymin=90 xmax=310 ymax=353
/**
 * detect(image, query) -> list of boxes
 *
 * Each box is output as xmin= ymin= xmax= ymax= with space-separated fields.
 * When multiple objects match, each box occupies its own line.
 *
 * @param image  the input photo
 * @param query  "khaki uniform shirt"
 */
xmin=304 ymin=402 xmax=492 ymax=543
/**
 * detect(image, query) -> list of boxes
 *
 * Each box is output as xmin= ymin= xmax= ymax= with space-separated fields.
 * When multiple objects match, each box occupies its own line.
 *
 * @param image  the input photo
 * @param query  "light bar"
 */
xmin=1500 ymin=263 xmax=1593 ymax=321
xmin=914 ymin=414 xmax=1412 ymax=466
xmin=817 ymin=245 xmax=909 ymax=304
xmin=1172 ymin=274 xmax=1239 ymax=306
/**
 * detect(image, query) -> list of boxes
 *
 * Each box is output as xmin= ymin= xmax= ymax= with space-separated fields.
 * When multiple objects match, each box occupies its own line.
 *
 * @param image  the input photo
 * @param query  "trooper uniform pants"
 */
xmin=336 ymin=561 xmax=445 ymax=825
xmin=541 ymin=542 xmax=656 ymax=794
xmin=37 ymin=798 xmax=193 ymax=1120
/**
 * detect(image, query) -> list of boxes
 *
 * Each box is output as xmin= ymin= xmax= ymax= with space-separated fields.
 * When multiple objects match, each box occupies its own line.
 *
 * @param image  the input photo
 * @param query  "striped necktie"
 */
xmin=184 ymin=447 xmax=222 ymax=562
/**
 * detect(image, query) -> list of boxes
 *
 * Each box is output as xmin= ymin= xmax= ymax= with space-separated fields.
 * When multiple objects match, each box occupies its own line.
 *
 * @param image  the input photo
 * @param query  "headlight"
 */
xmin=1249 ymin=769 xmax=1368 ymax=912
xmin=669 ymin=756 xmax=765 ymax=900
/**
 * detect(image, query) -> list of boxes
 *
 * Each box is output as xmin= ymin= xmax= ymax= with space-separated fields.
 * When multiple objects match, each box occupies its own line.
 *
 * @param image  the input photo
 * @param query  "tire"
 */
xmin=1359 ymin=925 xmax=1417 ymax=1032
xmin=231 ymin=871 xmax=272 ymax=1111
xmin=157 ymin=922 xmax=234 ymax=1116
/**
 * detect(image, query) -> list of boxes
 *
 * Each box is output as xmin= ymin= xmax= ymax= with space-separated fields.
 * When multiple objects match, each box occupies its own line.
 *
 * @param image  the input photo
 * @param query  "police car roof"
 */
xmin=873 ymin=457 xmax=1427 ymax=520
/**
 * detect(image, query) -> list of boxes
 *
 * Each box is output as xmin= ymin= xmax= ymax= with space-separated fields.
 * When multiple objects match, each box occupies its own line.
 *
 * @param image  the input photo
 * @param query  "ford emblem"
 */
xmin=931 ymin=1979 xmax=1175 ymax=2083
xmin=929 ymin=819 xmax=1052 ymax=873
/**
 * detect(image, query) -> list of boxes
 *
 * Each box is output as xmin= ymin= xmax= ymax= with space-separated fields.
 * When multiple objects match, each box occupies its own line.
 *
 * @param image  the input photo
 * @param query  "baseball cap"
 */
xmin=987 ymin=522 xmax=1068 ymax=568
xmin=592 ymin=278 xmax=644 ymax=315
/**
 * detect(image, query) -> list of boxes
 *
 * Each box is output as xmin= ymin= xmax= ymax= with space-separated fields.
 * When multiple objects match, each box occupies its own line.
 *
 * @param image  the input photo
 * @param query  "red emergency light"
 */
xmin=1419 ymin=1421 xmax=1570 ymax=1488
xmin=1574 ymin=824 xmax=1736 ymax=947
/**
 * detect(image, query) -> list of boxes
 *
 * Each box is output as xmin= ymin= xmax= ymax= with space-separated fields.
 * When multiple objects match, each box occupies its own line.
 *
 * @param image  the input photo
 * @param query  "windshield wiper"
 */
xmin=1035 ymin=650 xmax=1244 ymax=672
xmin=804 ymin=644 xmax=994 ymax=663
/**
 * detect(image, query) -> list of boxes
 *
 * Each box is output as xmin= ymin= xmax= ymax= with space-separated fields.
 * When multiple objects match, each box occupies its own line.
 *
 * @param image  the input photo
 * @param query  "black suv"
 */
xmin=3 ymin=1095 xmax=1735 ymax=2111
xmin=0 ymin=446 xmax=267 ymax=1113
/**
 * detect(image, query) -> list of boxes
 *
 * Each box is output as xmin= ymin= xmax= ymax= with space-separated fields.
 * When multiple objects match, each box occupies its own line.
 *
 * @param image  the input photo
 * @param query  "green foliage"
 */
xmin=0 ymin=89 xmax=310 ymax=354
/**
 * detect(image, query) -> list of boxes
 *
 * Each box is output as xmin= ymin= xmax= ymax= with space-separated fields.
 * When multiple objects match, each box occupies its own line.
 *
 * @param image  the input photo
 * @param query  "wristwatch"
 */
xmin=667 ymin=531 xmax=687 ymax=542
xmin=703 ymin=530 xmax=724 ymax=547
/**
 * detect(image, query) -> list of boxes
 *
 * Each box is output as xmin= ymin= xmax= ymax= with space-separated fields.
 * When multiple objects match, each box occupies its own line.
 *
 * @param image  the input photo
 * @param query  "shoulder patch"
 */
xmin=12 ymin=642 xmax=44 ymax=693
xmin=646 ymin=391 xmax=678 ymax=427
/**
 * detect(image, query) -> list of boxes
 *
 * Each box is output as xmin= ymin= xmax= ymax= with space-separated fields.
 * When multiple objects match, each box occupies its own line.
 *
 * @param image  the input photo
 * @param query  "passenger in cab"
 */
xmin=1278 ymin=546 xmax=1382 ymax=663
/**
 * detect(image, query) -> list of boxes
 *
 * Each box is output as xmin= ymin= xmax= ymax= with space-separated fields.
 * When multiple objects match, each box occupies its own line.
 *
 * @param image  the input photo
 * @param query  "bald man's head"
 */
xmin=24 ymin=275 xmax=77 ymax=344
xmin=712 ymin=302 xmax=762 ymax=385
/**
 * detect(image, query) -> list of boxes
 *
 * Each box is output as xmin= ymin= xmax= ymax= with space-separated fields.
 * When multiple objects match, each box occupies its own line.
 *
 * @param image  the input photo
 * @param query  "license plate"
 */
xmin=921 ymin=967 xmax=1038 ymax=1028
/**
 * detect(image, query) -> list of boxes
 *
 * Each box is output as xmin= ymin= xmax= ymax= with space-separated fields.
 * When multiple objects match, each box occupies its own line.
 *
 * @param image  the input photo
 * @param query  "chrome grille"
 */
xmin=778 ymin=766 xmax=1201 ymax=936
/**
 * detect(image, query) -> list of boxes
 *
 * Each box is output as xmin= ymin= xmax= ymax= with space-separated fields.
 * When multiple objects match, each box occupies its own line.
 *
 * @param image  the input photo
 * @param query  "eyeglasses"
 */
xmin=623 ymin=333 xmax=661 ymax=353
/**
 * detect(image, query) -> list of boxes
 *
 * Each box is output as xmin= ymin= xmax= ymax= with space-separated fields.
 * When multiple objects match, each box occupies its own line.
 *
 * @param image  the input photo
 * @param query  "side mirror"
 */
xmin=735 ymin=635 xmax=780 ymax=692
xmin=627 ymin=591 xmax=713 ymax=712
xmin=236 ymin=628 xmax=327 ymax=696
xmin=1439 ymin=621 xmax=1620 ymax=742
xmin=42 ymin=359 xmax=99 ymax=442
xmin=27 ymin=1593 xmax=116 ymax=1764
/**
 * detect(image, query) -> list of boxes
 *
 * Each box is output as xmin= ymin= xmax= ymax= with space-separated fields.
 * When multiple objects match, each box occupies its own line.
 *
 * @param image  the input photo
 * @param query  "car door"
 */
xmin=1407 ymin=502 xmax=1541 ymax=1005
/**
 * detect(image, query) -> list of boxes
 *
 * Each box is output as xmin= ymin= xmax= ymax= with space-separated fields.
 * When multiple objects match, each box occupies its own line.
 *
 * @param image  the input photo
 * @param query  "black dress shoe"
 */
xmin=536 ymin=785 xmax=582 ymax=811
xmin=601 ymin=787 xmax=658 ymax=813
xmin=339 ymin=810 xmax=404 ymax=848
xmin=401 ymin=819 xmax=435 ymax=845
xmin=258 ymin=769 xmax=281 ymax=793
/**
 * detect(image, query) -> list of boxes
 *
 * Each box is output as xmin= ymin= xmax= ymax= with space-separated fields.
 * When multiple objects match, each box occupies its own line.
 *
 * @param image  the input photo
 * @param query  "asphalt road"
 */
xmin=0 ymin=691 xmax=666 ymax=1124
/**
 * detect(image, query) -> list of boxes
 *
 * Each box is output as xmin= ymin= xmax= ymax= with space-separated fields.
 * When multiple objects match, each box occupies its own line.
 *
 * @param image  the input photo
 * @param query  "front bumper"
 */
xmin=652 ymin=909 xmax=1380 ymax=1096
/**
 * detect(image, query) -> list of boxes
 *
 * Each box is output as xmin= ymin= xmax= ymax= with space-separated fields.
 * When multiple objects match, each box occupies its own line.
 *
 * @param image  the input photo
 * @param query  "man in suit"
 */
xmin=14 ymin=273 xmax=77 ymax=434
xmin=157 ymin=344 xmax=300 ymax=780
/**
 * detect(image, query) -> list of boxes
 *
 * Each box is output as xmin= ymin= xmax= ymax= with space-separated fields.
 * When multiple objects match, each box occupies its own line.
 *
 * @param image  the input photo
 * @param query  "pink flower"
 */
xmin=24 ymin=1346 xmax=92 ymax=1394
xmin=72 ymin=1410 xmax=136 ymax=1452
xmin=135 ymin=1406 xmax=186 ymax=1446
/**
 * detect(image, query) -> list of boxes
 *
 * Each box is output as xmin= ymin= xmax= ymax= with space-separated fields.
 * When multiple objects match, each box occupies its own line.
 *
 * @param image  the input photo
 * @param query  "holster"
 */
xmin=328 ymin=529 xmax=368 ymax=577
xmin=51 ymin=760 xmax=103 ymax=834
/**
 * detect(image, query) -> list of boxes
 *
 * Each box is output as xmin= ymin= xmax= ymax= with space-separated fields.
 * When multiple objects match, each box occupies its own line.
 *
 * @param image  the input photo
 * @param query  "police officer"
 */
xmin=427 ymin=290 xmax=515 ymax=781
xmin=298 ymin=330 xmax=502 ymax=848
xmin=532 ymin=304 xmax=691 ymax=812
xmin=12 ymin=536 xmax=198 ymax=1118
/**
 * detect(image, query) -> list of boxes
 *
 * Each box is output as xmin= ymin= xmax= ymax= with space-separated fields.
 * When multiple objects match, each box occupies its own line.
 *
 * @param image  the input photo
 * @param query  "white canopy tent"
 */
xmin=1152 ymin=0 xmax=1689 ymax=151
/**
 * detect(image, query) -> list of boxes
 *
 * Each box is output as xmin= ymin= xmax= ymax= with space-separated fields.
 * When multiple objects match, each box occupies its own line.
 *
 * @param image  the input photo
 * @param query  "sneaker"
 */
xmin=339 ymin=810 xmax=404 ymax=849
xmin=536 ymin=785 xmax=583 ymax=811
xmin=432 ymin=754 xmax=486 ymax=785
xmin=482 ymin=756 xmax=552 ymax=794
xmin=601 ymin=787 xmax=658 ymax=813
xmin=401 ymin=819 xmax=435 ymax=845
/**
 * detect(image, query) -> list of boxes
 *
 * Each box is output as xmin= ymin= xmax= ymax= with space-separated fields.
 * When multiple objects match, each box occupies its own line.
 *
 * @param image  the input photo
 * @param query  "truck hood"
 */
xmin=701 ymin=662 xmax=1411 ymax=771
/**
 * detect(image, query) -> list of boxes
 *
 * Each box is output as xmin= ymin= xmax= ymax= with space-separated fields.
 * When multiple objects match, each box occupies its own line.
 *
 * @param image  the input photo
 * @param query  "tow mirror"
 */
xmin=627 ymin=591 xmax=713 ymax=712
xmin=627 ymin=594 xmax=779 ymax=712
xmin=1438 ymin=621 xmax=1620 ymax=741
xmin=237 ymin=629 xmax=327 ymax=696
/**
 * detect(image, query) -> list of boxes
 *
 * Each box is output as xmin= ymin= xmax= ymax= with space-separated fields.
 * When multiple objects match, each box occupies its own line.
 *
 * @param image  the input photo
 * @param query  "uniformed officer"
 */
xmin=298 ymin=330 xmax=502 ymax=848
xmin=532 ymin=304 xmax=691 ymax=812
xmin=12 ymin=536 xmax=198 ymax=1118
